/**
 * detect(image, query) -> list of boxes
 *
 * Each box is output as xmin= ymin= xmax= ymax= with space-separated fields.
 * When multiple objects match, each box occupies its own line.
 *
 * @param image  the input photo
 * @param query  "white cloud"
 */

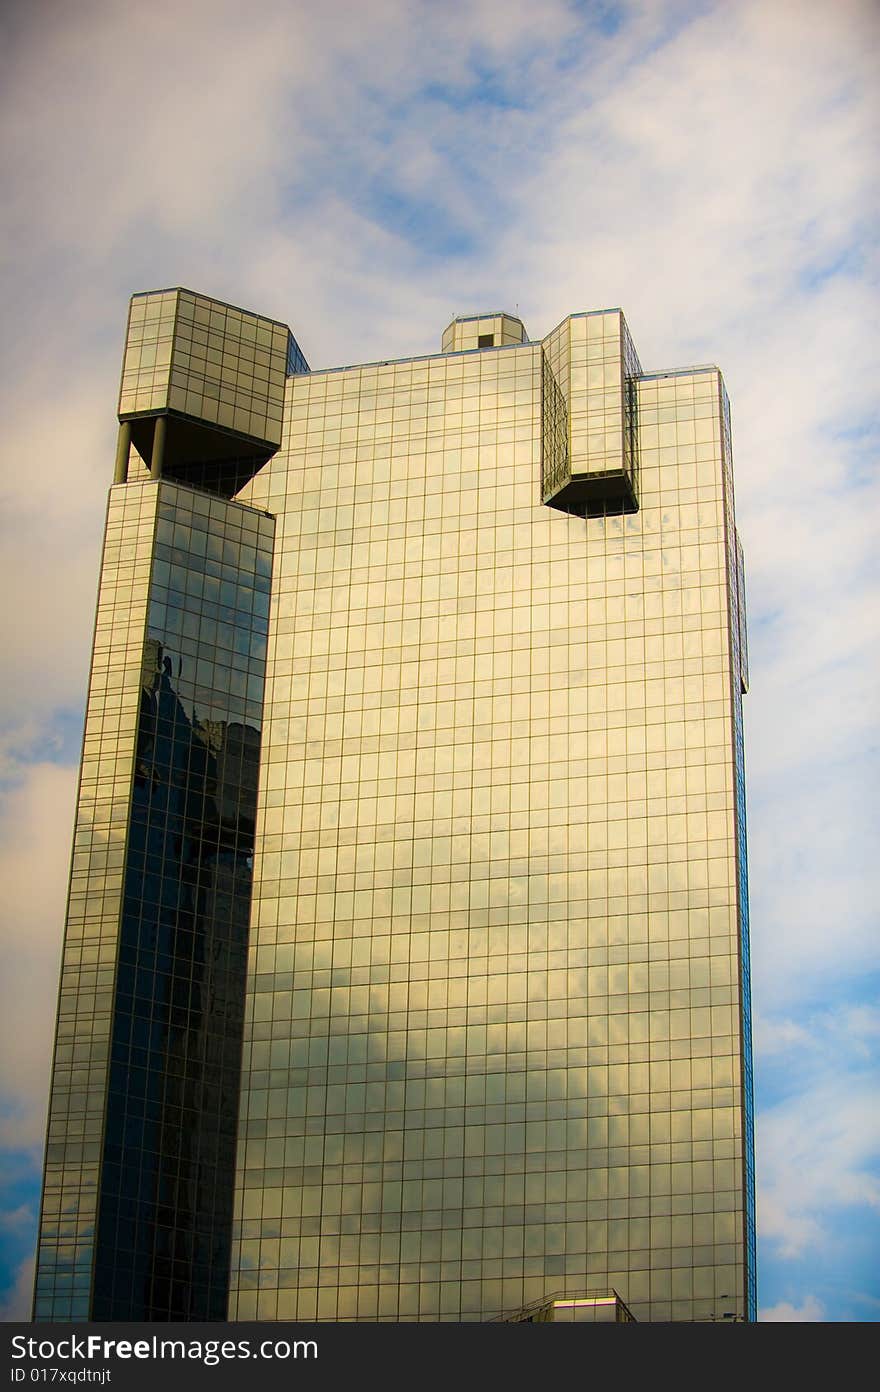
xmin=753 ymin=1016 xmax=811 ymax=1057
xmin=756 ymin=999 xmax=880 ymax=1296
xmin=760 ymin=1294 xmax=825 ymax=1322
xmin=757 ymin=1004 xmax=880 ymax=1061
xmin=0 ymin=1253 xmax=35 ymax=1322
xmin=0 ymin=1205 xmax=32 ymax=1236
xmin=758 ymin=1079 xmax=880 ymax=1258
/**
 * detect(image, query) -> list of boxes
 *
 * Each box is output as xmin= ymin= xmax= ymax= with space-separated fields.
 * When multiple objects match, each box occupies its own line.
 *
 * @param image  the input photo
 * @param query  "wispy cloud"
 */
xmin=756 ymin=998 xmax=880 ymax=1314
xmin=0 ymin=1254 xmax=34 ymax=1323
xmin=760 ymin=1082 xmax=880 ymax=1258
xmin=760 ymin=1294 xmax=825 ymax=1322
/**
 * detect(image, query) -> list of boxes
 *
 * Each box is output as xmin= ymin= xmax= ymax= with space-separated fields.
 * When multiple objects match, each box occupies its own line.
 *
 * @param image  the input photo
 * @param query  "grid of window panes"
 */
xmin=719 ymin=385 xmax=756 ymax=1319
xmin=634 ymin=368 xmax=747 ymax=1319
xmin=90 ymin=481 xmax=274 ymax=1319
xmin=34 ymin=477 xmax=275 ymax=1321
xmin=541 ymin=319 xmax=571 ymax=502
xmin=118 ymin=294 xmax=178 ymax=417
xmin=540 ymin=312 xmax=638 ymax=511
xmin=287 ymin=333 xmax=310 ymax=377
xmin=34 ymin=483 xmax=158 ymax=1321
xmin=119 ymin=290 xmax=291 ymax=448
xmin=621 ymin=315 xmax=642 ymax=501
xmin=229 ymin=337 xmax=749 ymax=1321
xmin=567 ymin=311 xmax=626 ymax=479
xmin=541 ymin=351 xmax=568 ymax=500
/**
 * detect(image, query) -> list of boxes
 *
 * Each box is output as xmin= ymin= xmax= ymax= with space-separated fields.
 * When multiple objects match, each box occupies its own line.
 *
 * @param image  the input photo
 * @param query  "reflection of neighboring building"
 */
xmin=34 ymin=289 xmax=755 ymax=1323
xmin=99 ymin=643 xmax=262 ymax=1317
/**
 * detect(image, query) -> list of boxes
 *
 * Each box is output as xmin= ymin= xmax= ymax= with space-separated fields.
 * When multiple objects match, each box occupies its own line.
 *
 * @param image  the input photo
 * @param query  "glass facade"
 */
xmin=542 ymin=310 xmax=640 ymax=516
xmin=92 ymin=483 xmax=274 ymax=1318
xmin=119 ymin=289 xmax=291 ymax=449
xmin=35 ymin=290 xmax=754 ymax=1323
xmin=34 ymin=473 xmax=275 ymax=1320
xmin=34 ymin=485 xmax=156 ymax=1321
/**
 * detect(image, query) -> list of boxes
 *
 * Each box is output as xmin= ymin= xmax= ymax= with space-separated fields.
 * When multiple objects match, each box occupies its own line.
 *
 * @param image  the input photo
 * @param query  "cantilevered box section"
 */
xmin=541 ymin=309 xmax=641 ymax=517
xmin=115 ymin=288 xmax=307 ymax=492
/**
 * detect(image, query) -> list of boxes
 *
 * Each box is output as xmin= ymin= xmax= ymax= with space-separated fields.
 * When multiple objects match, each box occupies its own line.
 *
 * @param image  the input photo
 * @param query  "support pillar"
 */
xmin=150 ymin=415 xmax=166 ymax=480
xmin=113 ymin=421 xmax=132 ymax=484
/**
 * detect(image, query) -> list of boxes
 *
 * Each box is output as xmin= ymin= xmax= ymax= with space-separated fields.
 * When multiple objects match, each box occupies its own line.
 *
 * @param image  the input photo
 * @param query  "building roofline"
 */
xmin=131 ymin=286 xmax=292 ymax=334
xmin=640 ymin=364 xmax=720 ymax=379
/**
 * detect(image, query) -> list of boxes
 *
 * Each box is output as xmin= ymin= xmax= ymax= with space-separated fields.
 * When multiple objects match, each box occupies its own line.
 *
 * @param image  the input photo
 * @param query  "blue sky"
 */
xmin=1 ymin=0 xmax=877 ymax=1321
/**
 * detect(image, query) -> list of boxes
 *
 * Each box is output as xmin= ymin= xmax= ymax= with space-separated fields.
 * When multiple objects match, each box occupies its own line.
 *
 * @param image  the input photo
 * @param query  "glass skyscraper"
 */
xmin=33 ymin=289 xmax=755 ymax=1323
